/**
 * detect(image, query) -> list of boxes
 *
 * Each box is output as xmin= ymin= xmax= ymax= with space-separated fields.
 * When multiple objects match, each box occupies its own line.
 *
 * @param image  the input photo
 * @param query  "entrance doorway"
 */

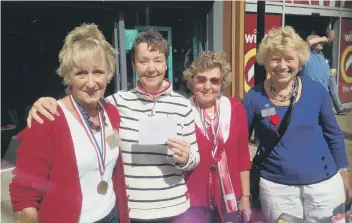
xmin=1 ymin=2 xmax=120 ymax=169
xmin=285 ymin=15 xmax=335 ymax=40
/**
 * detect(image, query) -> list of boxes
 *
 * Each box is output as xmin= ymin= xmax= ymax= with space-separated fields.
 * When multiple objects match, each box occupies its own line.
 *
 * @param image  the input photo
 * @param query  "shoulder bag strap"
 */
xmin=253 ymin=78 xmax=299 ymax=167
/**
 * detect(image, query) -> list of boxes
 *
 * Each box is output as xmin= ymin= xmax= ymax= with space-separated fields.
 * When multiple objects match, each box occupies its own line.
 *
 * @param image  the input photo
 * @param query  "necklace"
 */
xmin=269 ymin=78 xmax=298 ymax=101
xmin=76 ymin=101 xmax=107 ymax=131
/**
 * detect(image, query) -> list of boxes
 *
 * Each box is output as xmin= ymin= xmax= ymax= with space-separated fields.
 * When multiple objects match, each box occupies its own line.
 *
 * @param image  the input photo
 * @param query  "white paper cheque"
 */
xmin=138 ymin=116 xmax=178 ymax=145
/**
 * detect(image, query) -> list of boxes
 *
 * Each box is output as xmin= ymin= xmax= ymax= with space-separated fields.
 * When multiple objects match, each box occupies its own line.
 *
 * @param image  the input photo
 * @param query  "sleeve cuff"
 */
xmin=239 ymin=162 xmax=252 ymax=171
xmin=334 ymin=154 xmax=349 ymax=169
xmin=175 ymin=152 xmax=195 ymax=171
xmin=12 ymin=201 xmax=38 ymax=212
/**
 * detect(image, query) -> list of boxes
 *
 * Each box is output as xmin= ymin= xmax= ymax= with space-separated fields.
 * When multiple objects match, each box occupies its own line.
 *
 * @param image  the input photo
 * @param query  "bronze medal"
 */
xmin=107 ymin=134 xmax=119 ymax=149
xmin=97 ymin=180 xmax=108 ymax=195
xmin=210 ymin=164 xmax=216 ymax=172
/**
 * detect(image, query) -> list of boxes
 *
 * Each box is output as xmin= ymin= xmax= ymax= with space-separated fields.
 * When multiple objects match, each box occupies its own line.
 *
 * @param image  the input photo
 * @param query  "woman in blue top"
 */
xmin=242 ymin=26 xmax=352 ymax=222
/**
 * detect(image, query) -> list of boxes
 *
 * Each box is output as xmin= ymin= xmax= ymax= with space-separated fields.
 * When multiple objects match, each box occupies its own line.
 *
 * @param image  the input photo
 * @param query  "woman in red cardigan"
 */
xmin=9 ymin=24 xmax=129 ymax=223
xmin=179 ymin=51 xmax=252 ymax=222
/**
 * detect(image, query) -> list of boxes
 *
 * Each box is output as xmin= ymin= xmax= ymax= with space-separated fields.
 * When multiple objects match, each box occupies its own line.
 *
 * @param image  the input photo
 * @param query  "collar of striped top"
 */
xmin=136 ymin=78 xmax=172 ymax=99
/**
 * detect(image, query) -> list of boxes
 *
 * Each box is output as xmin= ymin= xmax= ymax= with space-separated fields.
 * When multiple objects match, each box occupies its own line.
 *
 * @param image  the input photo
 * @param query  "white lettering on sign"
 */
xmin=345 ymin=32 xmax=352 ymax=42
xmin=245 ymin=34 xmax=256 ymax=44
xmin=343 ymin=86 xmax=350 ymax=92
xmin=287 ymin=0 xmax=342 ymax=7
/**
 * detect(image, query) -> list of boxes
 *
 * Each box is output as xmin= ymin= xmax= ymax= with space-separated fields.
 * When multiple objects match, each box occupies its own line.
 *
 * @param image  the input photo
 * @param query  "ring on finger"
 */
xmin=177 ymin=149 xmax=183 ymax=156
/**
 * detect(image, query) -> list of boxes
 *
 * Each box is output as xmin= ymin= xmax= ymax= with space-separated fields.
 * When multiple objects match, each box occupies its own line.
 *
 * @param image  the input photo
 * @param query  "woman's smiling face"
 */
xmin=265 ymin=50 xmax=300 ymax=84
xmin=133 ymin=43 xmax=167 ymax=93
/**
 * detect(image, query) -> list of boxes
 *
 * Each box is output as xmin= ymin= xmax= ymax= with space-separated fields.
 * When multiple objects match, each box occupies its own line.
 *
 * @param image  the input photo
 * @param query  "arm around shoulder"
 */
xmin=104 ymin=93 xmax=120 ymax=107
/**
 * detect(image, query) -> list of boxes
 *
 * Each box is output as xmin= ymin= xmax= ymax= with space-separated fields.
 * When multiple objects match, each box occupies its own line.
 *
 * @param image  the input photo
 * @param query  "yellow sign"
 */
xmin=244 ymin=48 xmax=257 ymax=92
xmin=244 ymin=48 xmax=270 ymax=93
xmin=340 ymin=45 xmax=352 ymax=83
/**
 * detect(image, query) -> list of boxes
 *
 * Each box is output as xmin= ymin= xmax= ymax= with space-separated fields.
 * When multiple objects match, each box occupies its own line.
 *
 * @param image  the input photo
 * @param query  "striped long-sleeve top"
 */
xmin=105 ymin=80 xmax=199 ymax=220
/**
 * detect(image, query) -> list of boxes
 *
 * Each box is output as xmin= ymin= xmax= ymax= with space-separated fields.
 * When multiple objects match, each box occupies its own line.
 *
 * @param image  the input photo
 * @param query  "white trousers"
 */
xmin=259 ymin=173 xmax=345 ymax=223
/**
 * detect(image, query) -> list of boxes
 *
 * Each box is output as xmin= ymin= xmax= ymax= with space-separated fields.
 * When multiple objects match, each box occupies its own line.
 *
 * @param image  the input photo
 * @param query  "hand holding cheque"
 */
xmin=166 ymin=138 xmax=190 ymax=165
xmin=138 ymin=116 xmax=190 ymax=165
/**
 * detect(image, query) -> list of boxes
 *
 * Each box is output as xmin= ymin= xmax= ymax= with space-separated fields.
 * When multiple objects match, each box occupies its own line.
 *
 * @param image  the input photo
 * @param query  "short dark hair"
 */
xmin=131 ymin=29 xmax=169 ymax=65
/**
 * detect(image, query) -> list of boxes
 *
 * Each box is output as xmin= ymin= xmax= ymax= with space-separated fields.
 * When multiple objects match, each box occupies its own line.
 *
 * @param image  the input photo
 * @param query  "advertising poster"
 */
xmin=244 ymin=13 xmax=281 ymax=93
xmin=338 ymin=18 xmax=352 ymax=104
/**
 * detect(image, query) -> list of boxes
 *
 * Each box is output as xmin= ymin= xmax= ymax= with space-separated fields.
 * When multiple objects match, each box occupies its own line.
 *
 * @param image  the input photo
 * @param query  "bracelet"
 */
xmin=241 ymin=194 xmax=251 ymax=199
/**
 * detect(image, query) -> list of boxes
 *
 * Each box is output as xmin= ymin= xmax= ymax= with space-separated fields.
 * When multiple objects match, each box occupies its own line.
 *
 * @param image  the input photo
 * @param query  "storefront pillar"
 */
xmin=230 ymin=1 xmax=246 ymax=99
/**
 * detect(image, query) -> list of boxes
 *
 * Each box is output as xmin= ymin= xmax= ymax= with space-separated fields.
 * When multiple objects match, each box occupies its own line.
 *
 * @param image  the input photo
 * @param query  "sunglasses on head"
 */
xmin=194 ymin=76 xmax=221 ymax=86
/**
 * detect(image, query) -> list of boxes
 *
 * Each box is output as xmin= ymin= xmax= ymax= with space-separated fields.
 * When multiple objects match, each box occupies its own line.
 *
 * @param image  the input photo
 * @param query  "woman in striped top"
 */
xmin=26 ymin=30 xmax=200 ymax=222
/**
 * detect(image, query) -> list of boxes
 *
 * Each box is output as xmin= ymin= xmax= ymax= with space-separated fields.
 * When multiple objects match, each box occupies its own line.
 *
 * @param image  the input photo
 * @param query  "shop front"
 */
xmin=1 ymin=1 xmax=223 ymax=168
xmin=230 ymin=0 xmax=352 ymax=106
xmin=2 ymin=1 xmax=222 ymax=124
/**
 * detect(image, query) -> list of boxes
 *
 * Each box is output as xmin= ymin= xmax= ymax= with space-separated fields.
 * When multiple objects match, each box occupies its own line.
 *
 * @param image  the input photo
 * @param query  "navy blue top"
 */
xmin=300 ymin=51 xmax=330 ymax=91
xmin=242 ymin=77 xmax=347 ymax=185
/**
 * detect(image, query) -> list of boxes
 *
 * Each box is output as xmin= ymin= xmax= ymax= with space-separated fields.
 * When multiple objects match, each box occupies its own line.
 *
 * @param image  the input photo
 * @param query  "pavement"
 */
xmin=336 ymin=111 xmax=352 ymax=173
xmin=1 ymin=111 xmax=352 ymax=222
xmin=1 ymin=170 xmax=15 ymax=223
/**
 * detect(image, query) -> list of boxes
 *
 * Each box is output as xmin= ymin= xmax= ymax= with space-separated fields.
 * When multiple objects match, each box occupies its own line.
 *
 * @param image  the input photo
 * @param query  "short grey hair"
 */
xmin=326 ymin=28 xmax=335 ymax=35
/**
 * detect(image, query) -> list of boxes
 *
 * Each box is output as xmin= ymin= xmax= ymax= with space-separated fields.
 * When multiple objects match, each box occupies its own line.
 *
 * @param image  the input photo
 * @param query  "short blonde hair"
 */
xmin=256 ymin=26 xmax=310 ymax=67
xmin=57 ymin=23 xmax=116 ymax=86
xmin=183 ymin=51 xmax=232 ymax=90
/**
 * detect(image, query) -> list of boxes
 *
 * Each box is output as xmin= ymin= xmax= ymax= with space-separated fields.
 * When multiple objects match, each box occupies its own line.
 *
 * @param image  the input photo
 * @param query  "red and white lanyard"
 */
xmin=69 ymin=95 xmax=107 ymax=178
xmin=194 ymin=98 xmax=221 ymax=158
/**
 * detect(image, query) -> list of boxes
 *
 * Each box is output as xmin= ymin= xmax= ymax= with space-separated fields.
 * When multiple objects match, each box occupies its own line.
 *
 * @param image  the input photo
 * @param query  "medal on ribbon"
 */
xmin=69 ymin=95 xmax=108 ymax=195
xmin=106 ymin=131 xmax=119 ymax=149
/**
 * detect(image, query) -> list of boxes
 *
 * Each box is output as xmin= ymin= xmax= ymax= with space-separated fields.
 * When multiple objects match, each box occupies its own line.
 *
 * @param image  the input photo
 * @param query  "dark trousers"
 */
xmin=94 ymin=206 xmax=119 ymax=223
xmin=130 ymin=216 xmax=177 ymax=223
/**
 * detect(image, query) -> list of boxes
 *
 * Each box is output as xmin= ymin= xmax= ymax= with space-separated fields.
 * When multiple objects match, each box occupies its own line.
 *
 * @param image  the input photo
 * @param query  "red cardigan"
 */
xmin=10 ymin=103 xmax=130 ymax=223
xmin=186 ymin=97 xmax=251 ymax=217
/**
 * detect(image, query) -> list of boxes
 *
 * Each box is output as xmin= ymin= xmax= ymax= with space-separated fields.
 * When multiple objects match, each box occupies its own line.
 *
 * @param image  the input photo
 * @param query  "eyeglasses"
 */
xmin=194 ymin=76 xmax=221 ymax=86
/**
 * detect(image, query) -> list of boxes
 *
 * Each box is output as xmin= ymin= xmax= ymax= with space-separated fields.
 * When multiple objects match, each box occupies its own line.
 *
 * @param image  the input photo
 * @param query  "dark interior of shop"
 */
xmin=285 ymin=14 xmax=335 ymax=40
xmin=1 ymin=1 xmax=212 ymax=159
